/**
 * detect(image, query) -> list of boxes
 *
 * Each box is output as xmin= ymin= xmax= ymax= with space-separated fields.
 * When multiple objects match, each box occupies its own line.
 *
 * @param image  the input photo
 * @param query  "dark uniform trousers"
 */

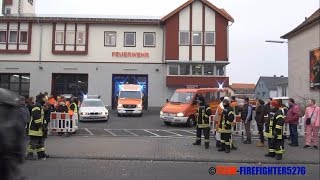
xmin=218 ymin=107 xmax=235 ymax=152
xmin=196 ymin=127 xmax=210 ymax=144
xmin=28 ymin=136 xmax=45 ymax=153
xmin=27 ymin=104 xmax=46 ymax=158
xmin=194 ymin=105 xmax=212 ymax=147
xmin=265 ymin=110 xmax=285 ymax=159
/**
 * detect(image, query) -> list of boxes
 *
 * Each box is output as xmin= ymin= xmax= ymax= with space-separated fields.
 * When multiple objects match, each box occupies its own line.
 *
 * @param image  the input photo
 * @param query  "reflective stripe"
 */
xmin=269 ymin=149 xmax=275 ymax=152
xmin=228 ymin=111 xmax=234 ymax=115
xmin=275 ymin=150 xmax=283 ymax=154
xmin=196 ymin=137 xmax=201 ymax=140
xmin=277 ymin=135 xmax=282 ymax=139
xmin=206 ymin=107 xmax=211 ymax=111
xmin=36 ymin=147 xmax=45 ymax=152
xmin=275 ymin=125 xmax=282 ymax=129
xmin=276 ymin=115 xmax=284 ymax=119
xmin=204 ymin=114 xmax=209 ymax=118
xmin=218 ymin=128 xmax=232 ymax=133
xmin=225 ymin=142 xmax=230 ymax=145
xmin=220 ymin=140 xmax=225 ymax=143
xmin=204 ymin=139 xmax=210 ymax=142
xmin=226 ymin=121 xmax=231 ymax=125
xmin=34 ymin=119 xmax=42 ymax=123
xmin=198 ymin=124 xmax=210 ymax=128
xmin=28 ymin=129 xmax=43 ymax=136
xmin=264 ymin=132 xmax=273 ymax=138
xmin=32 ymin=107 xmax=40 ymax=111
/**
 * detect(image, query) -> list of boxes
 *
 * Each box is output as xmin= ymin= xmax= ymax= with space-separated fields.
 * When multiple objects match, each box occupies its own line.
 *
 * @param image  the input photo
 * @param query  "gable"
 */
xmin=161 ymin=0 xmax=234 ymax=23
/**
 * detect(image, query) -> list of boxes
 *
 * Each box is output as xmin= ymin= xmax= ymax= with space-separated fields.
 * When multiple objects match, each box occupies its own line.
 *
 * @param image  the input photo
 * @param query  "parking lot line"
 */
xmin=162 ymin=130 xmax=183 ymax=137
xmin=84 ymin=128 xmax=94 ymax=136
xmin=124 ymin=129 xmax=139 ymax=136
xmin=144 ymin=130 xmax=160 ymax=137
xmin=180 ymin=130 xmax=196 ymax=135
xmin=104 ymin=129 xmax=117 ymax=136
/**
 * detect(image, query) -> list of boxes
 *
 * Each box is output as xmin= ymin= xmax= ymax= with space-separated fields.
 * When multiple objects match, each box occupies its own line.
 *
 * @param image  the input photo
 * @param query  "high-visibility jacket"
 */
xmin=196 ymin=104 xmax=212 ymax=128
xmin=264 ymin=108 xmax=285 ymax=139
xmin=218 ymin=106 xmax=235 ymax=133
xmin=28 ymin=102 xmax=44 ymax=137
xmin=70 ymin=102 xmax=78 ymax=114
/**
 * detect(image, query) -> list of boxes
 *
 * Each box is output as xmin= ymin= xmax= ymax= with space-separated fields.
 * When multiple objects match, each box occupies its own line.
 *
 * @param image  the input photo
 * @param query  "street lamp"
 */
xmin=265 ymin=40 xmax=288 ymax=44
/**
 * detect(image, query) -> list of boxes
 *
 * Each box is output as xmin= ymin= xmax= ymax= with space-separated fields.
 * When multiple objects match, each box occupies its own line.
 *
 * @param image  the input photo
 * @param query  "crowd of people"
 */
xmin=192 ymin=94 xmax=320 ymax=160
xmin=17 ymin=92 xmax=79 ymax=160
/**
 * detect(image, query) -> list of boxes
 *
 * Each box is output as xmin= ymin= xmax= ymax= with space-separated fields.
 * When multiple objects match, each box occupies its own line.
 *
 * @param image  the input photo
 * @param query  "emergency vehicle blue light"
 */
xmin=218 ymin=82 xmax=224 ymax=90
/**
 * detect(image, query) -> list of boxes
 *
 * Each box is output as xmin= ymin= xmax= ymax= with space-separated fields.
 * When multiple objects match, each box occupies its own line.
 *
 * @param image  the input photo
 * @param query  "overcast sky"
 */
xmin=3 ymin=0 xmax=319 ymax=84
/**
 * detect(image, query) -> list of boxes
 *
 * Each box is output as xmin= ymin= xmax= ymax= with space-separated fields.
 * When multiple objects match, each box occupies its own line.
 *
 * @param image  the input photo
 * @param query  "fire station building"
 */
xmin=0 ymin=0 xmax=234 ymax=109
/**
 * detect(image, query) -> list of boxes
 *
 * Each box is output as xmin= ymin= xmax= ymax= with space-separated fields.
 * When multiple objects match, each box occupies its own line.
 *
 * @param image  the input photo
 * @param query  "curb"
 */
xmin=48 ymin=155 xmax=320 ymax=165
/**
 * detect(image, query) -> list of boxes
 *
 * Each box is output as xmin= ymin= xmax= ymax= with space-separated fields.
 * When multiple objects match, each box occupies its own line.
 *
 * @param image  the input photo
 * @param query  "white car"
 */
xmin=79 ymin=99 xmax=109 ymax=121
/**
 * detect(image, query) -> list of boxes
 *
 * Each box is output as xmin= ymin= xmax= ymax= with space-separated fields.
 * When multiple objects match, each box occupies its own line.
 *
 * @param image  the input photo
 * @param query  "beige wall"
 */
xmin=287 ymin=23 xmax=320 ymax=103
xmin=178 ymin=2 xmax=216 ymax=61
xmin=0 ymin=23 xmax=164 ymax=63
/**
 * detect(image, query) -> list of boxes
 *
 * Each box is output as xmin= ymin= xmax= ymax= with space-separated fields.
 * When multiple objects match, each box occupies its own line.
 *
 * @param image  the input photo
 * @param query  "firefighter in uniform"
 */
xmin=218 ymin=98 xmax=235 ymax=153
xmin=264 ymin=100 xmax=285 ymax=160
xmin=193 ymin=95 xmax=212 ymax=149
xmin=26 ymin=93 xmax=49 ymax=160
xmin=69 ymin=96 xmax=78 ymax=114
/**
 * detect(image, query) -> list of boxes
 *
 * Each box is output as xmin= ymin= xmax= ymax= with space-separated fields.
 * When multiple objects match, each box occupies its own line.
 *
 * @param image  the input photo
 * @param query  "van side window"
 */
xmin=204 ymin=92 xmax=215 ymax=103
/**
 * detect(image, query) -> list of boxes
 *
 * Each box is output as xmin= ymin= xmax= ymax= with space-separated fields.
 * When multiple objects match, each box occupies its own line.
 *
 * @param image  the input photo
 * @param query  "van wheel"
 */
xmin=164 ymin=122 xmax=171 ymax=126
xmin=186 ymin=116 xmax=195 ymax=127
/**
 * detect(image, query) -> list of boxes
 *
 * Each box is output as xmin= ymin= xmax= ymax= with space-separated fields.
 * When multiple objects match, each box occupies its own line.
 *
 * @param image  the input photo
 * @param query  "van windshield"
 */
xmin=119 ymin=91 xmax=141 ymax=99
xmin=170 ymin=92 xmax=195 ymax=104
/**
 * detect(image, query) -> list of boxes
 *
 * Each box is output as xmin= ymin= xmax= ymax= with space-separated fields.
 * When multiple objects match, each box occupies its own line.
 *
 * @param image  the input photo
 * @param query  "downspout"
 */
xmin=161 ymin=24 xmax=165 ymax=65
xmin=227 ymin=22 xmax=233 ymax=61
xmin=37 ymin=18 xmax=43 ymax=64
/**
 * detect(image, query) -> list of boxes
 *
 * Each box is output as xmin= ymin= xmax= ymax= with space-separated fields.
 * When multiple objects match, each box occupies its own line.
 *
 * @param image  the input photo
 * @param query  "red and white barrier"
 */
xmin=49 ymin=112 xmax=78 ymax=133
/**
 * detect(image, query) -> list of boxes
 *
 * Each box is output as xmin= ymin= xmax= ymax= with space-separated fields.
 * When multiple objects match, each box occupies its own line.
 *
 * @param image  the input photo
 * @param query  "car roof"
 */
xmin=273 ymin=97 xmax=290 ymax=100
xmin=83 ymin=98 xmax=102 ymax=101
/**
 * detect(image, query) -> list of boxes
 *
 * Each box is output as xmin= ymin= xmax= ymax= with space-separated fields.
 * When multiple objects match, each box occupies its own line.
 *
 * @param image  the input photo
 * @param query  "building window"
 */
xmin=104 ymin=31 xmax=116 ymax=47
xmin=0 ymin=74 xmax=30 ymax=97
xmin=257 ymin=92 xmax=261 ymax=96
xmin=180 ymin=64 xmax=190 ymax=75
xmin=124 ymin=32 xmax=136 ymax=47
xmin=0 ymin=31 xmax=6 ymax=43
xmin=192 ymin=64 xmax=203 ymax=75
xmin=5 ymin=8 xmax=11 ymax=15
xmin=66 ymin=31 xmax=75 ymax=45
xmin=169 ymin=65 xmax=179 ymax=75
xmin=52 ymin=74 xmax=88 ymax=99
xmin=19 ymin=31 xmax=28 ymax=44
xmin=9 ymin=31 xmax=18 ymax=43
xmin=205 ymin=32 xmax=215 ymax=45
xmin=192 ymin=32 xmax=202 ymax=45
xmin=55 ymin=31 xmax=64 ymax=44
xmin=216 ymin=65 xmax=225 ymax=76
xmin=204 ymin=64 xmax=214 ymax=76
xmin=76 ymin=31 xmax=85 ymax=45
xmin=282 ymin=86 xmax=287 ymax=96
xmin=179 ymin=31 xmax=189 ymax=45
xmin=262 ymin=92 xmax=266 ymax=97
xmin=143 ymin=32 xmax=156 ymax=47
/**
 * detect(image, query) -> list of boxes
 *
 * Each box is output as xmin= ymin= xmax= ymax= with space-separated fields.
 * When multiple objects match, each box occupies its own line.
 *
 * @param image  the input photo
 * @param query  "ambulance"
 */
xmin=117 ymin=84 xmax=143 ymax=117
xmin=160 ymin=87 xmax=228 ymax=127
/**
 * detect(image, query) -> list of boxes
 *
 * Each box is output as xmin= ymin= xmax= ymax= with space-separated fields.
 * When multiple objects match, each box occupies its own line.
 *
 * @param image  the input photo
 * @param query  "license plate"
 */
xmin=89 ymin=116 xmax=97 ymax=119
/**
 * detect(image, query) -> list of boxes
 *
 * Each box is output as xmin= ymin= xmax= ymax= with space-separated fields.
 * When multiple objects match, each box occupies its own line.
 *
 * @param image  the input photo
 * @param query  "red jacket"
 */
xmin=285 ymin=104 xmax=300 ymax=124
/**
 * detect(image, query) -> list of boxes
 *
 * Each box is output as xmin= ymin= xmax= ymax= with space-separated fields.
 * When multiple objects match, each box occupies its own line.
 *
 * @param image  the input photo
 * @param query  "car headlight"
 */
xmin=176 ymin=112 xmax=184 ymax=117
xmin=137 ymin=104 xmax=142 ymax=108
xmin=118 ymin=104 xmax=123 ymax=108
xmin=102 ymin=111 xmax=108 ymax=115
xmin=160 ymin=111 xmax=163 ymax=115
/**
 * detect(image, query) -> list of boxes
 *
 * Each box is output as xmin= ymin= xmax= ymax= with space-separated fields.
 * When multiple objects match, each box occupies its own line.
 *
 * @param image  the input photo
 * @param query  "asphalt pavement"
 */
xmin=20 ymin=160 xmax=320 ymax=180
xmin=21 ymin=111 xmax=320 ymax=180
